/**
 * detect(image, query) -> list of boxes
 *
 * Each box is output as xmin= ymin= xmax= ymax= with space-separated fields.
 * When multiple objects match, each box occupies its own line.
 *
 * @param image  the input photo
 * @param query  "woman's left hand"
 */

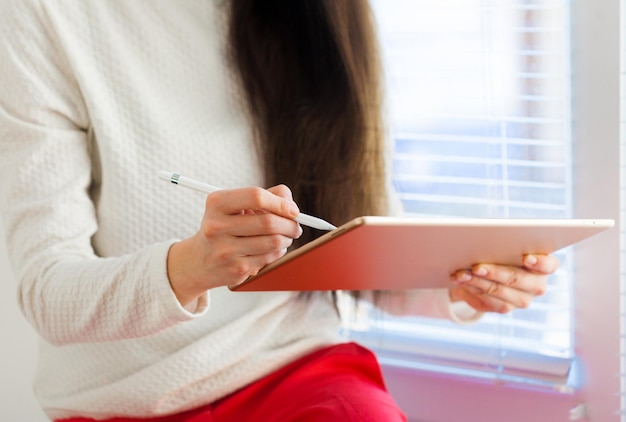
xmin=449 ymin=254 xmax=560 ymax=314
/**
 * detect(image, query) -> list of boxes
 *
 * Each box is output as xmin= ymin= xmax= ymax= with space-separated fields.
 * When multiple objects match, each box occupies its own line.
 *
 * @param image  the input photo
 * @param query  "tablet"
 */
xmin=228 ymin=216 xmax=615 ymax=292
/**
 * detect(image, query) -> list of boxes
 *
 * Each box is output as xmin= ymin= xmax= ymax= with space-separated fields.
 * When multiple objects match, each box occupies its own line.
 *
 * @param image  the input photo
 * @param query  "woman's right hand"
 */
xmin=166 ymin=184 xmax=303 ymax=306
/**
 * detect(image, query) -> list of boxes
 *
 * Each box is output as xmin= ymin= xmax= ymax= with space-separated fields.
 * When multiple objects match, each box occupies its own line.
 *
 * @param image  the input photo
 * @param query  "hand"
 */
xmin=167 ymin=184 xmax=303 ymax=306
xmin=449 ymin=254 xmax=560 ymax=314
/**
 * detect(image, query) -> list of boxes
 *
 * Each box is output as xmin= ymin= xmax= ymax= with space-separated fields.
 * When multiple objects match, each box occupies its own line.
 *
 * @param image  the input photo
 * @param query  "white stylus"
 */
xmin=158 ymin=171 xmax=337 ymax=231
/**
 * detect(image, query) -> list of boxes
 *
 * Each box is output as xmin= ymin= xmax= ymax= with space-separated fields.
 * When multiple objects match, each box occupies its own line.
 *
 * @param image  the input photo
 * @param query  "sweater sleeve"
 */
xmin=368 ymin=289 xmax=482 ymax=324
xmin=0 ymin=0 xmax=208 ymax=346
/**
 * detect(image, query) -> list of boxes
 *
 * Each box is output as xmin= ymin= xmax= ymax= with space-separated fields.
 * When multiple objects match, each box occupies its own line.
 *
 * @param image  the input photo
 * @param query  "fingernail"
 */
xmin=473 ymin=266 xmax=488 ymax=277
xmin=296 ymin=225 xmax=303 ymax=238
xmin=456 ymin=272 xmax=472 ymax=283
xmin=288 ymin=201 xmax=300 ymax=217
xmin=525 ymin=255 xmax=538 ymax=266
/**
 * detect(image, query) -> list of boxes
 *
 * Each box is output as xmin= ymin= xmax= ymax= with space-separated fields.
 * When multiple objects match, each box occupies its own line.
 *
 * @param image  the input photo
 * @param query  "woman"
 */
xmin=0 ymin=1 xmax=557 ymax=421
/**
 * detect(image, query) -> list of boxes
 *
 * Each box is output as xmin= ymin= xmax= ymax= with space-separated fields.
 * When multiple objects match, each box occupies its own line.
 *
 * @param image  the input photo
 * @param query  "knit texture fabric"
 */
xmin=0 ymin=0 xmax=465 ymax=419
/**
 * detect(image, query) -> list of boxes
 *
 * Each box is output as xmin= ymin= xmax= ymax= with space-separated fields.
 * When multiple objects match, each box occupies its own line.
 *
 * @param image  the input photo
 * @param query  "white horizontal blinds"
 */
xmin=378 ymin=0 xmax=570 ymax=219
xmin=347 ymin=0 xmax=573 ymax=385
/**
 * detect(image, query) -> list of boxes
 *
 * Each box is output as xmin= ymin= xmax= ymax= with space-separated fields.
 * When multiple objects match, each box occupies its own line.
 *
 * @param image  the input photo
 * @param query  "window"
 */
xmin=344 ymin=0 xmax=574 ymax=387
xmin=343 ymin=1 xmax=622 ymax=420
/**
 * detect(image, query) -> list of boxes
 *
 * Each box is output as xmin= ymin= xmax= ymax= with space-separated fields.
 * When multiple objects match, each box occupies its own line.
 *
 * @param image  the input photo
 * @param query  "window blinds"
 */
xmin=345 ymin=0 xmax=573 ymax=387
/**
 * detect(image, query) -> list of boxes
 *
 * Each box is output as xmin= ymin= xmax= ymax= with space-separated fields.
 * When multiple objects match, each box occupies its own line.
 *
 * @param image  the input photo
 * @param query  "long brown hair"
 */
xmin=228 ymin=0 xmax=388 ymax=248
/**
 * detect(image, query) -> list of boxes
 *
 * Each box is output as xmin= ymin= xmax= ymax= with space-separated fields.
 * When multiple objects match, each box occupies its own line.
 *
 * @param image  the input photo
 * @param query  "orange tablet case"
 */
xmin=229 ymin=216 xmax=614 ymax=292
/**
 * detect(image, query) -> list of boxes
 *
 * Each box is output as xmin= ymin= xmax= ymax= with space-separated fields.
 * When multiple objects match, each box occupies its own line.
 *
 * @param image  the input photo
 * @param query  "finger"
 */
xmin=207 ymin=187 xmax=300 ymax=219
xmin=222 ymin=249 xmax=289 ymax=281
xmin=223 ymin=213 xmax=302 ymax=239
xmin=451 ymin=273 xmax=535 ymax=309
xmin=454 ymin=284 xmax=516 ymax=314
xmin=522 ymin=254 xmax=560 ymax=274
xmin=468 ymin=264 xmax=547 ymax=296
xmin=244 ymin=247 xmax=289 ymax=272
xmin=223 ymin=233 xmax=295 ymax=257
xmin=266 ymin=184 xmax=294 ymax=201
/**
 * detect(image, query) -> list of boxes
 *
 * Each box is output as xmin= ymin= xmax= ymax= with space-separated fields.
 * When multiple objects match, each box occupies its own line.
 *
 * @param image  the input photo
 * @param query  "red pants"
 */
xmin=57 ymin=342 xmax=407 ymax=422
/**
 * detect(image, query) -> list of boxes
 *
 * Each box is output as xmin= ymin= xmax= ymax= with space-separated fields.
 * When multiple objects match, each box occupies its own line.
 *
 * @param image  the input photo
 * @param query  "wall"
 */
xmin=0 ymin=224 xmax=48 ymax=421
xmin=570 ymin=0 xmax=622 ymax=418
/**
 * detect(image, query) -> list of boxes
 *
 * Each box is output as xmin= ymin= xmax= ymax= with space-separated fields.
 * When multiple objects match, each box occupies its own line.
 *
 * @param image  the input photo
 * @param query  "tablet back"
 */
xmin=229 ymin=216 xmax=614 ymax=292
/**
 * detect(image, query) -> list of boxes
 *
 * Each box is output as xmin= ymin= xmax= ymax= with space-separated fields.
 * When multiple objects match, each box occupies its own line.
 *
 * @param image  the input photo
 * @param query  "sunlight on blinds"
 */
xmin=344 ymin=0 xmax=573 ymax=388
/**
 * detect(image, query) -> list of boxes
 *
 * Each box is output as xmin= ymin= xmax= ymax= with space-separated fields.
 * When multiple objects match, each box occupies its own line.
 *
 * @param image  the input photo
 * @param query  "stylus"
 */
xmin=158 ymin=171 xmax=337 ymax=231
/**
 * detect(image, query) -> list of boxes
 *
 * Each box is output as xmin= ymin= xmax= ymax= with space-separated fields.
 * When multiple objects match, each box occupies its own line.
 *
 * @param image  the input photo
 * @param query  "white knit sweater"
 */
xmin=0 ymin=1 xmax=475 ymax=419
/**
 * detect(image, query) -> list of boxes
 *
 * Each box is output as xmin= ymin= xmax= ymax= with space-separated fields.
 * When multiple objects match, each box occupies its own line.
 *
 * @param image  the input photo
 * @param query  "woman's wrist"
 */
xmin=166 ymin=237 xmax=211 ymax=307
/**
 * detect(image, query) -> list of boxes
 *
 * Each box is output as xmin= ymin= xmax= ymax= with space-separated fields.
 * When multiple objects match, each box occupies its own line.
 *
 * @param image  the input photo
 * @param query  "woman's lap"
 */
xmin=57 ymin=342 xmax=407 ymax=422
